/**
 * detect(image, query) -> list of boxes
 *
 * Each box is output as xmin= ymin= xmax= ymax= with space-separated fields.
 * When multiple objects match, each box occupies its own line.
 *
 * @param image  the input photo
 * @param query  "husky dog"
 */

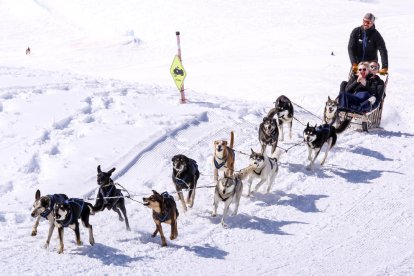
xmin=268 ymin=95 xmax=294 ymax=141
xmin=172 ymin=154 xmax=200 ymax=212
xmin=323 ymin=96 xmax=339 ymax=125
xmin=303 ymin=123 xmax=337 ymax=170
xmin=53 ymin=198 xmax=95 ymax=254
xmin=143 ymin=190 xmax=179 ymax=247
xmin=258 ymin=115 xmax=279 ymax=157
xmin=213 ymin=131 xmax=235 ymax=181
xmin=93 ymin=165 xmax=130 ymax=230
xmin=212 ymin=169 xmax=250 ymax=228
xmin=246 ymin=148 xmax=279 ymax=196
xmin=30 ymin=190 xmax=68 ymax=248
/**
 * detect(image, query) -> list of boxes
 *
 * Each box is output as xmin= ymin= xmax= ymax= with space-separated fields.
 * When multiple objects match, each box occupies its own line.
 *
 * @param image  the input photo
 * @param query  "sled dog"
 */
xmin=268 ymin=95 xmax=294 ymax=141
xmin=53 ymin=198 xmax=95 ymax=254
xmin=303 ymin=123 xmax=337 ymax=170
xmin=213 ymin=131 xmax=235 ymax=181
xmin=246 ymin=148 xmax=279 ymax=196
xmin=323 ymin=96 xmax=339 ymax=126
xmin=258 ymin=115 xmax=279 ymax=157
xmin=30 ymin=190 xmax=68 ymax=248
xmin=172 ymin=154 xmax=200 ymax=212
xmin=212 ymin=169 xmax=250 ymax=228
xmin=92 ymin=165 xmax=130 ymax=230
xmin=143 ymin=190 xmax=179 ymax=247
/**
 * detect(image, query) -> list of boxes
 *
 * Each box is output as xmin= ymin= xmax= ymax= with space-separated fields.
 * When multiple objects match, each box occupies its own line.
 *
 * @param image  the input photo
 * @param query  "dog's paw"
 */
xmin=221 ymin=221 xmax=229 ymax=228
xmin=231 ymin=212 xmax=238 ymax=216
xmin=89 ymin=238 xmax=95 ymax=246
xmin=305 ymin=165 xmax=312 ymax=171
xmin=77 ymin=240 xmax=83 ymax=246
xmin=43 ymin=243 xmax=49 ymax=249
xmin=126 ymin=226 xmax=131 ymax=231
xmin=118 ymin=216 xmax=124 ymax=222
xmin=211 ymin=212 xmax=217 ymax=217
xmin=31 ymin=230 xmax=37 ymax=236
xmin=58 ymin=248 xmax=64 ymax=254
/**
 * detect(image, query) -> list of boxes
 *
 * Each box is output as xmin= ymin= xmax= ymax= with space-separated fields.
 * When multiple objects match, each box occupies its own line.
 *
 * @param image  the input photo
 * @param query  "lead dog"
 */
xmin=303 ymin=123 xmax=337 ymax=170
xmin=30 ymin=190 xmax=68 ymax=248
xmin=212 ymin=168 xmax=251 ymax=228
xmin=269 ymin=95 xmax=294 ymax=141
xmin=172 ymin=154 xmax=200 ymax=212
xmin=246 ymin=148 xmax=279 ymax=196
xmin=258 ymin=115 xmax=279 ymax=157
xmin=92 ymin=165 xmax=130 ymax=230
xmin=53 ymin=198 xmax=95 ymax=254
xmin=213 ymin=131 xmax=235 ymax=181
xmin=143 ymin=190 xmax=179 ymax=247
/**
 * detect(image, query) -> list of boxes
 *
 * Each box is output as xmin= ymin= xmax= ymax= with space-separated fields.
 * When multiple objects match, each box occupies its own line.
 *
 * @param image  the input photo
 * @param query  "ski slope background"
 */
xmin=1 ymin=0 xmax=414 ymax=275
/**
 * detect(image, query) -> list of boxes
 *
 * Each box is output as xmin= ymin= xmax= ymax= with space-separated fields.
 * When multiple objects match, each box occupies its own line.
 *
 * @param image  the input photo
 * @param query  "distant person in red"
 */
xmin=348 ymin=13 xmax=388 ymax=75
xmin=26 ymin=47 xmax=31 ymax=55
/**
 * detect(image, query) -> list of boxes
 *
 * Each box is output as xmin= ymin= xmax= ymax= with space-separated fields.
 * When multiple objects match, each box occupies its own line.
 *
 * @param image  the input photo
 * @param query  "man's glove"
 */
xmin=379 ymin=68 xmax=388 ymax=75
xmin=352 ymin=63 xmax=358 ymax=74
xmin=368 ymin=96 xmax=376 ymax=105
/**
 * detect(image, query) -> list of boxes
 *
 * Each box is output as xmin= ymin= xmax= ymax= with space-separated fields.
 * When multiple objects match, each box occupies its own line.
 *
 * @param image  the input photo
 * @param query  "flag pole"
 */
xmin=176 ymin=31 xmax=186 ymax=103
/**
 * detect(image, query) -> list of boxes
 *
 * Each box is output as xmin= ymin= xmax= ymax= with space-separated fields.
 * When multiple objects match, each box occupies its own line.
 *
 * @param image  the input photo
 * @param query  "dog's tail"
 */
xmin=336 ymin=118 xmax=351 ymax=134
xmin=229 ymin=131 xmax=234 ymax=148
xmin=266 ymin=108 xmax=277 ymax=118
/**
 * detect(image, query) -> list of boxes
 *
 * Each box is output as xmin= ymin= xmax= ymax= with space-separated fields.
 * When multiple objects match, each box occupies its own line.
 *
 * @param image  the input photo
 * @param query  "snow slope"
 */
xmin=0 ymin=0 xmax=414 ymax=275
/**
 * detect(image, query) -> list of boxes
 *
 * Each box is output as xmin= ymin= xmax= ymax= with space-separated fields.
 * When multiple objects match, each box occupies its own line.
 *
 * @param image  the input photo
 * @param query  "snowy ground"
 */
xmin=0 ymin=0 xmax=414 ymax=275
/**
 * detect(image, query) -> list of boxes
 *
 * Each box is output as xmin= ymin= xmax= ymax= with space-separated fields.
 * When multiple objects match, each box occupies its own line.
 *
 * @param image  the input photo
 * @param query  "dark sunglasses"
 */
xmin=363 ymin=20 xmax=373 ymax=24
xmin=370 ymin=65 xmax=379 ymax=70
xmin=358 ymin=68 xmax=367 ymax=71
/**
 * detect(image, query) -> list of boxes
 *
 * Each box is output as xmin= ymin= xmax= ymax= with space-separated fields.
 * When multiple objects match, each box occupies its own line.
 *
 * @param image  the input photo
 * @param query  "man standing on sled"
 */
xmin=348 ymin=13 xmax=389 ymax=75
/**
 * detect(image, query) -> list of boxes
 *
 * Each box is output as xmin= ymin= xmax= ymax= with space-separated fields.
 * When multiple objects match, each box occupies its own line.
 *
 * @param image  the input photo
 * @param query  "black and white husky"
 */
xmin=246 ymin=148 xmax=279 ymax=196
xmin=53 ymin=198 xmax=95 ymax=254
xmin=30 ymin=190 xmax=68 ymax=248
xmin=303 ymin=123 xmax=337 ymax=170
xmin=270 ymin=95 xmax=294 ymax=141
xmin=212 ymin=169 xmax=250 ymax=228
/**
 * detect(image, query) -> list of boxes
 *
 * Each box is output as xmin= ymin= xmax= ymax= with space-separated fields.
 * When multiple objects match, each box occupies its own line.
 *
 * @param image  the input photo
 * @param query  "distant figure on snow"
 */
xmin=26 ymin=47 xmax=31 ymax=55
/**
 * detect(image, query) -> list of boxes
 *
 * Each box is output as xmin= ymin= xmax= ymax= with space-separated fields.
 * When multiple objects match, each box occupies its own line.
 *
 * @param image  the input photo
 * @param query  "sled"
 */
xmin=337 ymin=72 xmax=389 ymax=132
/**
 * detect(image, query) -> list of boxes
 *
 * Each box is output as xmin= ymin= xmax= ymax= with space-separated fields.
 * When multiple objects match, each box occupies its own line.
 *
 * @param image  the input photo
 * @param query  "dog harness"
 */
xmin=57 ymin=198 xmax=86 ymax=227
xmin=98 ymin=184 xmax=122 ymax=210
xmin=40 ymin=194 xmax=67 ymax=218
xmin=217 ymin=177 xmax=240 ymax=201
xmin=214 ymin=149 xmax=234 ymax=170
xmin=154 ymin=192 xmax=179 ymax=222
xmin=172 ymin=160 xmax=199 ymax=189
xmin=253 ymin=157 xmax=277 ymax=176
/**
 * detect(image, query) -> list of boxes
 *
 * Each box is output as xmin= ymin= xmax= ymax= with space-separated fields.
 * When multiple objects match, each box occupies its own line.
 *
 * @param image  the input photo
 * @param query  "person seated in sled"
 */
xmin=338 ymin=62 xmax=381 ymax=112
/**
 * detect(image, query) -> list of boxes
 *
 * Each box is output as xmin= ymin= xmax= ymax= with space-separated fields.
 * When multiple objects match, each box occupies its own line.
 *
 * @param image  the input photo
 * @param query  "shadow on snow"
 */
xmin=70 ymin=243 xmax=145 ymax=266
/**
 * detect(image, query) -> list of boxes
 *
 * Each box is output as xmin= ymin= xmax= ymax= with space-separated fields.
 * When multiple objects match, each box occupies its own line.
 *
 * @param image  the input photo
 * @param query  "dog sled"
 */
xmin=337 ymin=72 xmax=389 ymax=132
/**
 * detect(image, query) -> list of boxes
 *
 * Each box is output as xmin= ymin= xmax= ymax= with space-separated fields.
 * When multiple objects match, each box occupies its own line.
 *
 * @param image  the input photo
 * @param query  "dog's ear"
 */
xmin=97 ymin=165 xmax=102 ymax=173
xmin=109 ymin=168 xmax=116 ymax=175
xmin=334 ymin=97 xmax=339 ymax=104
xmin=263 ymin=117 xmax=267 ymax=122
xmin=328 ymin=96 xmax=331 ymax=101
xmin=251 ymin=148 xmax=255 ymax=154
xmin=307 ymin=122 xmax=309 ymax=127
xmin=315 ymin=124 xmax=317 ymax=128
xmin=152 ymin=190 xmax=159 ymax=195
xmin=35 ymin=189 xmax=41 ymax=200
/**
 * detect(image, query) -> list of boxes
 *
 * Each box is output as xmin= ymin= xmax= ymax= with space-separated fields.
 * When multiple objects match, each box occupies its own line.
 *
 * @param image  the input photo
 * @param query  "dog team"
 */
xmin=31 ymin=94 xmax=351 ymax=252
